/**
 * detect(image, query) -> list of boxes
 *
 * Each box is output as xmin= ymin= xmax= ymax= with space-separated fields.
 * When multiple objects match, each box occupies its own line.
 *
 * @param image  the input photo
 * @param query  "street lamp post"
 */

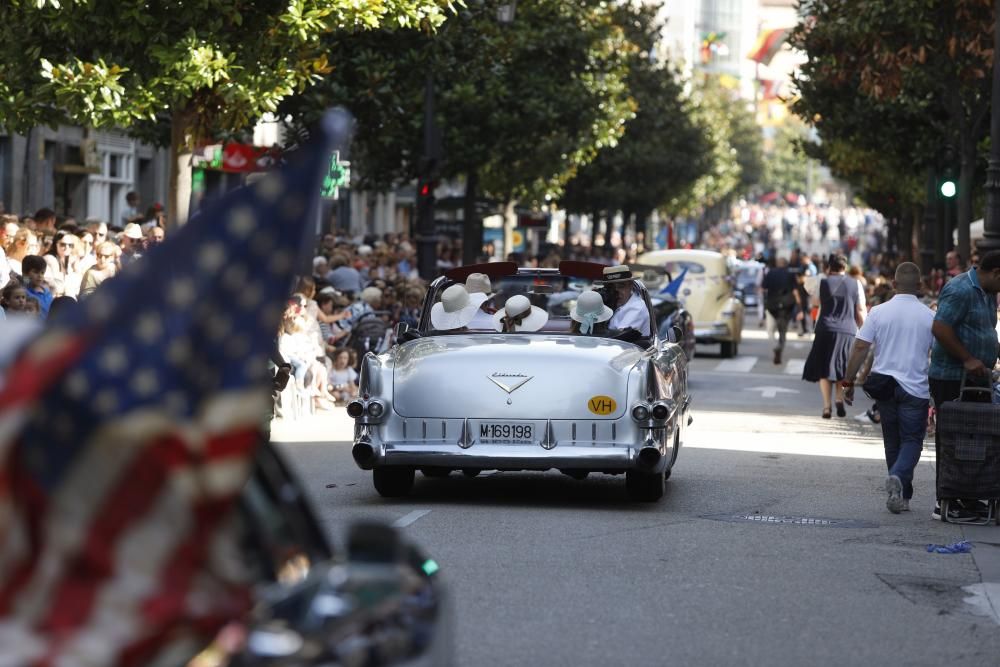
xmin=978 ymin=0 xmax=1000 ymax=255
xmin=459 ymin=2 xmax=516 ymax=268
xmin=921 ymin=168 xmax=937 ymax=273
xmin=419 ymin=1 xmax=517 ymax=277
xmin=416 ymin=74 xmax=440 ymax=282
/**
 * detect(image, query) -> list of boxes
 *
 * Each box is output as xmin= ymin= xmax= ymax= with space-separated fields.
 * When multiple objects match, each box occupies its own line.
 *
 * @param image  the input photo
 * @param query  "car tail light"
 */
xmin=631 ymin=404 xmax=650 ymax=421
xmin=651 ymin=403 xmax=669 ymax=420
xmin=346 ymin=401 xmax=365 ymax=418
xmin=366 ymin=400 xmax=385 ymax=418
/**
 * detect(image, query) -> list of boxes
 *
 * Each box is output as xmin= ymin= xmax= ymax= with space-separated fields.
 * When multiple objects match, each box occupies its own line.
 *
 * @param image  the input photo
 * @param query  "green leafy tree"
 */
xmin=668 ymin=77 xmax=751 ymax=224
xmin=561 ymin=1 xmax=713 ymax=246
xmin=791 ymin=0 xmax=994 ymax=261
xmin=0 ymin=0 xmax=453 ymax=224
xmin=284 ymin=0 xmax=634 ymax=259
xmin=761 ymin=118 xmax=818 ymax=197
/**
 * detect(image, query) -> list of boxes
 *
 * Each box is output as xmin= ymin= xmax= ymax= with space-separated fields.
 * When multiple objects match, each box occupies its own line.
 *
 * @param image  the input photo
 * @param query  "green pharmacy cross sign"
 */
xmin=321 ymin=151 xmax=351 ymax=198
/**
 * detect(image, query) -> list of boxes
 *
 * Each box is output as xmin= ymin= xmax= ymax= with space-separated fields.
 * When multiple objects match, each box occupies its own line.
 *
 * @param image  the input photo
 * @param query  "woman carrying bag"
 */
xmin=802 ymin=254 xmax=866 ymax=419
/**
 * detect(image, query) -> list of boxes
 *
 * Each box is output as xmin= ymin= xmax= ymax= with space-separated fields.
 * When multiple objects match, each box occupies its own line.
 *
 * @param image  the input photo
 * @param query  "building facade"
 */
xmin=0 ymin=125 xmax=169 ymax=225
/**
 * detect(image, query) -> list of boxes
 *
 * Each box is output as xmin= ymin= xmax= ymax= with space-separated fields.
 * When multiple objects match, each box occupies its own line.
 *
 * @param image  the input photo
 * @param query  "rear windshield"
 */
xmin=661 ymin=261 xmax=706 ymax=275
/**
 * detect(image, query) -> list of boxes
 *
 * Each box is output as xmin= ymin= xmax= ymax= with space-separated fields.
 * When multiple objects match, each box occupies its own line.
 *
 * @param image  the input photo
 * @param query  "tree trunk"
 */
xmin=899 ymin=212 xmax=913 ymax=263
xmin=637 ymin=210 xmax=651 ymax=251
xmin=957 ymin=134 xmax=976 ymax=264
xmin=621 ymin=208 xmax=633 ymax=249
xmin=462 ymin=169 xmax=480 ymax=266
xmin=590 ymin=209 xmax=600 ymax=248
xmin=502 ymin=200 xmax=516 ymax=260
xmin=169 ymin=110 xmax=194 ymax=228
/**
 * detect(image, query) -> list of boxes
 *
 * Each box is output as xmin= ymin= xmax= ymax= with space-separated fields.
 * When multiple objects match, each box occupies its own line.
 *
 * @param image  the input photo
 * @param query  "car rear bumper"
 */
xmin=694 ymin=323 xmax=735 ymax=342
xmin=379 ymin=441 xmax=642 ymax=472
xmin=352 ymin=425 xmax=671 ymax=474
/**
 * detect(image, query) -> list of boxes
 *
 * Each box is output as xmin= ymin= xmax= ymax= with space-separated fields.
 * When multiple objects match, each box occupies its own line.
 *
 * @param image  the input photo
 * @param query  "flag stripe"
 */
xmin=0 ymin=109 xmax=343 ymax=666
xmin=748 ymin=28 xmax=790 ymax=64
xmin=36 ymin=430 xmax=254 ymax=638
xmin=0 ymin=466 xmax=48 ymax=615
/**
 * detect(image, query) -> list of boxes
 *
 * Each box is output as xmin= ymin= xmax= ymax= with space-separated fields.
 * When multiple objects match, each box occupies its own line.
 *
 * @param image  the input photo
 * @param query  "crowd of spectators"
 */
xmin=0 ymin=197 xmax=167 ymax=320
xmin=277 ymin=232 xmax=428 ymax=411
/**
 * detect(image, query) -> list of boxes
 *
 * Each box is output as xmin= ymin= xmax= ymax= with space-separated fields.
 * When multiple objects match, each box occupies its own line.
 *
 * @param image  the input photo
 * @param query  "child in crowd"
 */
xmin=21 ymin=255 xmax=53 ymax=317
xmin=0 ymin=283 xmax=30 ymax=316
xmin=327 ymin=348 xmax=358 ymax=405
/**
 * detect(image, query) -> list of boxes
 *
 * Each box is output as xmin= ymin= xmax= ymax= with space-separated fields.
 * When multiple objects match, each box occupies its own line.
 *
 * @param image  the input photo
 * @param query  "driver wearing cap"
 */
xmin=603 ymin=265 xmax=651 ymax=336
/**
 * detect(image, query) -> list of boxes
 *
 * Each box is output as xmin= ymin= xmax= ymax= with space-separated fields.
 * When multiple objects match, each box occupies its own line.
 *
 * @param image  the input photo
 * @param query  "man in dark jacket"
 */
xmin=762 ymin=257 xmax=801 ymax=365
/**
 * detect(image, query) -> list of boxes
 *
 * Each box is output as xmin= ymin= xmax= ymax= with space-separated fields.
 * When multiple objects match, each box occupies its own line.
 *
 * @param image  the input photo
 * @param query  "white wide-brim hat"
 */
xmin=465 ymin=272 xmax=493 ymax=296
xmin=493 ymin=294 xmax=549 ymax=333
xmin=431 ymin=284 xmax=488 ymax=330
xmin=570 ymin=290 xmax=613 ymax=328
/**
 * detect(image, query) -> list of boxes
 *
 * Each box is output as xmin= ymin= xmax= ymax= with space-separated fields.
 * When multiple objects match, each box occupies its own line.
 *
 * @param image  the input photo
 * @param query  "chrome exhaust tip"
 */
xmin=352 ymin=442 xmax=376 ymax=470
xmin=636 ymin=446 xmax=662 ymax=470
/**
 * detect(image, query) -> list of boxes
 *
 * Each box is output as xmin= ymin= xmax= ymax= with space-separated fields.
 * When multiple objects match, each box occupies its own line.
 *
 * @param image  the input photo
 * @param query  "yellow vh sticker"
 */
xmin=588 ymin=395 xmax=617 ymax=415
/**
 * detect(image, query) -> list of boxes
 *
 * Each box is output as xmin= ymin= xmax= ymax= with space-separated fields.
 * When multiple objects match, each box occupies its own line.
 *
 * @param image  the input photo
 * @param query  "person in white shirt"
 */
xmin=603 ymin=265 xmax=651 ymax=336
xmin=842 ymin=262 xmax=934 ymax=514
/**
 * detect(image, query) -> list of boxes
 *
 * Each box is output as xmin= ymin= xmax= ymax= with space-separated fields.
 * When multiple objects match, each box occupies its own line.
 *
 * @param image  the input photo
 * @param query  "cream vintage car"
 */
xmin=636 ymin=249 xmax=745 ymax=358
xmin=347 ymin=261 xmax=692 ymax=502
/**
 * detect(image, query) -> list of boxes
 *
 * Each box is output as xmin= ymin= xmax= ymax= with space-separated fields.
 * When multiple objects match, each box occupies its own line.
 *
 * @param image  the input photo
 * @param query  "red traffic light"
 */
xmin=420 ymin=184 xmax=431 ymax=196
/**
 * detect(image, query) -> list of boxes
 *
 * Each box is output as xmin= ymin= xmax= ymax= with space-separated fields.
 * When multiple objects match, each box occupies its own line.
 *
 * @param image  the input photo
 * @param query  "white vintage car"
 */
xmin=347 ymin=261 xmax=692 ymax=502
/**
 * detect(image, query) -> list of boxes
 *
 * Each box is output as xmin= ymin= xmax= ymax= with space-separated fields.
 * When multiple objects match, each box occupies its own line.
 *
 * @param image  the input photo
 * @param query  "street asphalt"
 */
xmin=273 ymin=324 xmax=1000 ymax=666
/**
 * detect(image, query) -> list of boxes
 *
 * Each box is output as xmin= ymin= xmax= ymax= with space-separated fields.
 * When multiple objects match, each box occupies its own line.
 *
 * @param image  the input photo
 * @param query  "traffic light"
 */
xmin=415 ymin=180 xmax=437 ymax=280
xmin=940 ymin=180 xmax=957 ymax=198
xmin=417 ymin=180 xmax=436 ymax=220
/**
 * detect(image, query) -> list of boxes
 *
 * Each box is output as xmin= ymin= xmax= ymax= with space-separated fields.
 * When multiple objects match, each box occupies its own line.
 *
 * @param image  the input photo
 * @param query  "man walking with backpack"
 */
xmin=762 ymin=256 xmax=802 ymax=365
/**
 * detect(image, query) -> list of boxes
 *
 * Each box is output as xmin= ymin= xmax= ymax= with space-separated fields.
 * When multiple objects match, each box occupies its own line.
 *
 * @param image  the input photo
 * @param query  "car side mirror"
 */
xmin=395 ymin=322 xmax=420 ymax=343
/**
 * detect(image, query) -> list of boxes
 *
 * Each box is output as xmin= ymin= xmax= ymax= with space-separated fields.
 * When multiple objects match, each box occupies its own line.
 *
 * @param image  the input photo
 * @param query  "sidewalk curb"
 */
xmin=962 ymin=524 xmax=1000 ymax=624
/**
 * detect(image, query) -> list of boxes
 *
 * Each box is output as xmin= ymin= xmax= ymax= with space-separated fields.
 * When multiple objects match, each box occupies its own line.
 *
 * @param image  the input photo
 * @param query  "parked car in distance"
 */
xmin=630 ymin=264 xmax=696 ymax=360
xmin=735 ymin=259 xmax=765 ymax=317
xmin=636 ymin=249 xmax=745 ymax=358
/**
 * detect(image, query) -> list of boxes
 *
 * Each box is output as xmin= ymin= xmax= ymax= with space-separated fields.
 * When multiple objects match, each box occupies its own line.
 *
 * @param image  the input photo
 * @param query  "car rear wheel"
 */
xmin=373 ymin=467 xmax=415 ymax=497
xmin=720 ymin=340 xmax=736 ymax=358
xmin=626 ymin=469 xmax=664 ymax=502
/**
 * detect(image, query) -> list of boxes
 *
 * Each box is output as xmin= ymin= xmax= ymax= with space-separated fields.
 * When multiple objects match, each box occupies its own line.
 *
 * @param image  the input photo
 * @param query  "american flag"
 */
xmin=0 ymin=111 xmax=350 ymax=666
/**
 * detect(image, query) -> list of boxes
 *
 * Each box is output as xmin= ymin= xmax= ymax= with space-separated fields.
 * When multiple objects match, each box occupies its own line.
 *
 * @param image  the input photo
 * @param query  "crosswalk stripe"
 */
xmin=713 ymin=356 xmax=758 ymax=373
xmin=784 ymin=359 xmax=805 ymax=375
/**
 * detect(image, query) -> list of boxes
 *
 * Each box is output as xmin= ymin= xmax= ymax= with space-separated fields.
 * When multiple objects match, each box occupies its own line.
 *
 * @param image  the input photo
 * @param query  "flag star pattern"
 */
xmin=0 ymin=110 xmax=347 ymax=666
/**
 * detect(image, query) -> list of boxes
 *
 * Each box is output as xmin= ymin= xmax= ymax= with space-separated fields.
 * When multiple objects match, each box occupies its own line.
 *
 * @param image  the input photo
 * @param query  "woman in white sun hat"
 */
xmin=465 ymin=272 xmax=496 ymax=329
xmin=570 ymin=289 xmax=613 ymax=335
xmin=430 ymin=284 xmax=488 ymax=331
xmin=493 ymin=294 xmax=549 ymax=333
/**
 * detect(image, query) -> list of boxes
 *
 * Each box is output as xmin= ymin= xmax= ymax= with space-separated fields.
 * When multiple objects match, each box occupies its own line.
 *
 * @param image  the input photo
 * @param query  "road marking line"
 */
xmin=714 ymin=355 xmax=758 ymax=373
xmin=393 ymin=509 xmax=431 ymax=528
xmin=745 ymin=386 xmax=800 ymax=399
xmin=784 ymin=359 xmax=805 ymax=375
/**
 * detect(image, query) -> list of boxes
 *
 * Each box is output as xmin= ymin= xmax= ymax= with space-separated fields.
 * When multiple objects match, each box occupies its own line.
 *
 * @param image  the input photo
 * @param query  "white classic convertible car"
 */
xmin=347 ymin=261 xmax=692 ymax=502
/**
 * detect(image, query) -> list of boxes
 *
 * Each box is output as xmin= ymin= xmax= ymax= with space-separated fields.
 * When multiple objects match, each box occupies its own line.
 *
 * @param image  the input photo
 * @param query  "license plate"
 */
xmin=479 ymin=422 xmax=534 ymax=443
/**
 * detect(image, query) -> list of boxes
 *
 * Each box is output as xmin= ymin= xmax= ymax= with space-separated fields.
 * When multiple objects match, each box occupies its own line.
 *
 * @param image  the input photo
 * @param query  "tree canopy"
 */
xmin=791 ymin=0 xmax=994 ymax=260
xmin=0 ymin=0 xmax=454 ymax=222
xmin=561 ymin=1 xmax=712 ymax=226
xmin=285 ymin=0 xmax=635 ymax=205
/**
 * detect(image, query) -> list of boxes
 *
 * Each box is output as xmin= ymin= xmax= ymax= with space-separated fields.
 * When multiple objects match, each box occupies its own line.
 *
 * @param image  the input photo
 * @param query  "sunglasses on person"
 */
xmin=98 ymin=252 xmax=115 ymax=259
xmin=58 ymin=242 xmax=75 ymax=249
